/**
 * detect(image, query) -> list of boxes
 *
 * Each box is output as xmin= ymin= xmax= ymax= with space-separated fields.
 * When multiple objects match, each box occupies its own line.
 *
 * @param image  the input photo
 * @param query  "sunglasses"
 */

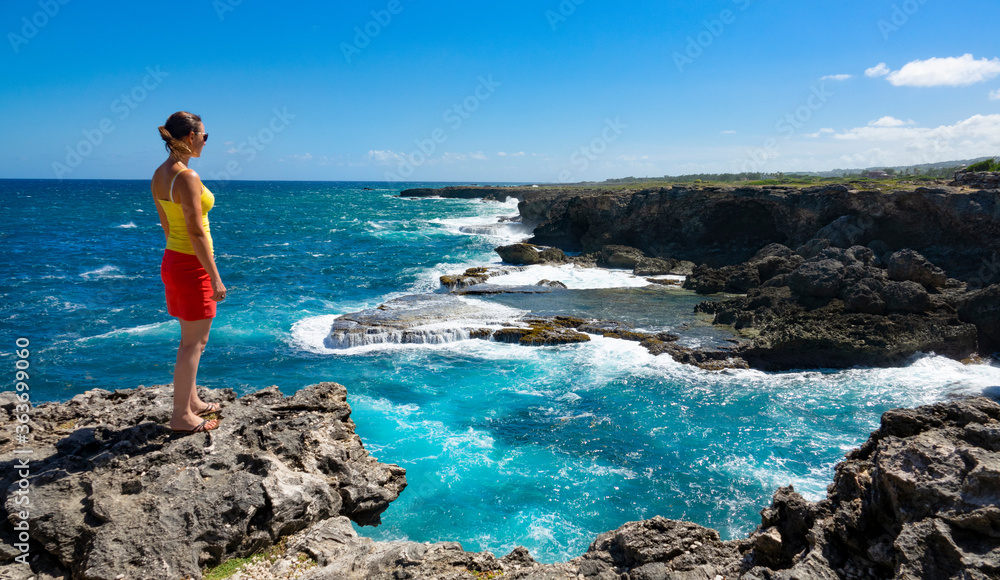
xmin=192 ymin=132 xmax=209 ymax=143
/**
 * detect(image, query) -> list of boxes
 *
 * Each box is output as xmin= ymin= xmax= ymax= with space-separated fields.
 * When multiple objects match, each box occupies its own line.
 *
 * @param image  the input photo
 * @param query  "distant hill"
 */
xmin=596 ymin=156 xmax=997 ymax=185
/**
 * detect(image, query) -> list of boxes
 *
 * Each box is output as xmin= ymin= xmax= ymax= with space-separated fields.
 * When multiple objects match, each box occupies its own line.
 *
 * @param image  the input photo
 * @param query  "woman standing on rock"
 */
xmin=151 ymin=111 xmax=225 ymax=434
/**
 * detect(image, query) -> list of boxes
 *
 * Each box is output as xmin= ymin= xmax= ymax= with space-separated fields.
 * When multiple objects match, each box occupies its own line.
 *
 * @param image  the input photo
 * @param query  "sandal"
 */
xmin=171 ymin=418 xmax=219 ymax=434
xmin=196 ymin=402 xmax=222 ymax=417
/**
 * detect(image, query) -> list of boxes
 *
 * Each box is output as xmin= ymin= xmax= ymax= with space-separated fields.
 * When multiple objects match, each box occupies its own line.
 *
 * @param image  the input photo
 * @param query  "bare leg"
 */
xmin=170 ymin=317 xmax=218 ymax=431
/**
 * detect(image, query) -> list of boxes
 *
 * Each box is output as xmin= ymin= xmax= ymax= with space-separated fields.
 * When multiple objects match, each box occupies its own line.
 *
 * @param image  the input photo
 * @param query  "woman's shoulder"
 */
xmin=173 ymin=168 xmax=203 ymax=191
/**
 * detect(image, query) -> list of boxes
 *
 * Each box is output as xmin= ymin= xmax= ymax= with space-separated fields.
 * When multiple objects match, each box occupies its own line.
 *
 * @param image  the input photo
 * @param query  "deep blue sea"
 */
xmin=3 ymin=179 xmax=998 ymax=563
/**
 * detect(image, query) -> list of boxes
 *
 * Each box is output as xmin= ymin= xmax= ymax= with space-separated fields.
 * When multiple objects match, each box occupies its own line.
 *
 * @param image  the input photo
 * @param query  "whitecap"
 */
xmin=75 ymin=321 xmax=175 ymax=342
xmin=79 ymin=265 xmax=126 ymax=280
xmin=483 ymin=264 xmax=655 ymax=290
xmin=116 ymin=222 xmax=137 ymax=229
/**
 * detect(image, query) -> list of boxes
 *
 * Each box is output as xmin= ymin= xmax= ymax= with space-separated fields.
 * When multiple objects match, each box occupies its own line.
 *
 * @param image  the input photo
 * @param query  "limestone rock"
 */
xmin=883 ymin=280 xmax=931 ymax=313
xmin=599 ymin=244 xmax=646 ymax=269
xmin=495 ymin=243 xmax=568 ymax=265
xmin=841 ymin=277 xmax=887 ymax=315
xmin=958 ymin=283 xmax=1000 ymax=351
xmin=788 ymin=259 xmax=845 ymax=299
xmin=950 ymin=170 xmax=1000 ymax=189
xmin=684 ymin=263 xmax=761 ymax=294
xmin=0 ymin=383 xmax=406 ymax=580
xmin=888 ymin=249 xmax=948 ymax=288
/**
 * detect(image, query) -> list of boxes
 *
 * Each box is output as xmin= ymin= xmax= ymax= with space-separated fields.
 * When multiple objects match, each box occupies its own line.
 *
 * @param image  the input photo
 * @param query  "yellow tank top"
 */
xmin=159 ymin=169 xmax=214 ymax=255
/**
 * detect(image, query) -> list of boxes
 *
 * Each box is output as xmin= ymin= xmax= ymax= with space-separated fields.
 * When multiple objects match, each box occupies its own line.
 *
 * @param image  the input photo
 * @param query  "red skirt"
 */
xmin=161 ymin=249 xmax=216 ymax=321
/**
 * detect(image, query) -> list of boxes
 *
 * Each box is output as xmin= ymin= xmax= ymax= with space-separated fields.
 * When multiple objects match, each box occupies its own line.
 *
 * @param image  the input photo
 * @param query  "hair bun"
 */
xmin=160 ymin=111 xmax=201 ymax=158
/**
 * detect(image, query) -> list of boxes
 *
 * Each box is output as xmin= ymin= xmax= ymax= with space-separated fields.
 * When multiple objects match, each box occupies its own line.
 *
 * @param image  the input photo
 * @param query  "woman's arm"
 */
xmin=174 ymin=170 xmax=226 ymax=301
xmin=151 ymin=180 xmax=170 ymax=242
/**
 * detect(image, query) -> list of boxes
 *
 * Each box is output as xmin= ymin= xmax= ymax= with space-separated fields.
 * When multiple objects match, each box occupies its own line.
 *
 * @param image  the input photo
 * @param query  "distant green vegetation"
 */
xmin=535 ymin=157 xmax=1000 ymax=190
xmin=965 ymin=158 xmax=1000 ymax=172
xmin=581 ymin=158 xmax=996 ymax=190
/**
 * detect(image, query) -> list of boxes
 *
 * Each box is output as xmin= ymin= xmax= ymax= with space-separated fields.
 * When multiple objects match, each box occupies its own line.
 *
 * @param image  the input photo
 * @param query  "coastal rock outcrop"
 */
xmin=495 ymin=243 xmax=570 ymax=266
xmin=0 ymin=382 xmax=406 ymax=580
xmin=94 ymin=395 xmax=998 ymax=580
xmin=950 ymin=170 xmax=1000 ymax=190
xmin=685 ymin=242 xmax=981 ymax=369
xmin=417 ymin=184 xmax=1000 ymax=285
xmin=323 ymin=295 xmax=745 ymax=369
xmin=887 ymin=249 xmax=948 ymax=288
xmin=405 ymin=184 xmax=1000 ymax=367
xmin=439 ymin=266 xmax=530 ymax=290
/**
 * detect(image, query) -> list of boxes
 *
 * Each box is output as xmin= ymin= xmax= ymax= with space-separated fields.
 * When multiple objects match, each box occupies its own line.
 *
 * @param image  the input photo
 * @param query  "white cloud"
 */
xmin=721 ymin=130 xmax=737 ymax=134
xmin=877 ymin=54 xmax=1000 ymax=87
xmin=830 ymin=114 xmax=1000 ymax=166
xmin=805 ymin=128 xmax=836 ymax=138
xmin=618 ymin=154 xmax=649 ymax=162
xmin=991 ymin=88 xmax=1000 ymax=101
xmin=497 ymin=151 xmax=525 ymax=157
xmin=866 ymin=63 xmax=890 ymax=78
xmin=367 ymin=150 xmax=405 ymax=164
xmin=469 ymin=151 xmax=487 ymax=160
xmin=821 ymin=74 xmax=852 ymax=81
xmin=868 ymin=116 xmax=914 ymax=128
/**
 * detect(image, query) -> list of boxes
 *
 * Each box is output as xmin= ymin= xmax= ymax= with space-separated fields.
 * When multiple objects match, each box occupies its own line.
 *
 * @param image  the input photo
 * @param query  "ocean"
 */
xmin=2 ymin=178 xmax=998 ymax=564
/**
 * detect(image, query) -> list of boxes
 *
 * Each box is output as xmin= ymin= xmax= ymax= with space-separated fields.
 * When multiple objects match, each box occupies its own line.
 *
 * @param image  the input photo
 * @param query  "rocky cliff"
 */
xmin=402 ymin=183 xmax=1000 ymax=369
xmin=4 ymin=385 xmax=998 ymax=579
xmin=284 ymin=398 xmax=1000 ymax=580
xmin=279 ymin=395 xmax=1000 ymax=580
xmin=0 ymin=383 xmax=406 ymax=580
xmin=404 ymin=184 xmax=1000 ymax=284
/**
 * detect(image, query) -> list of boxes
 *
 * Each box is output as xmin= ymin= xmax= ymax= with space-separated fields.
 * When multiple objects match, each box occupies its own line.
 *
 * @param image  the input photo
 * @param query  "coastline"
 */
xmin=4 ymin=178 xmax=1000 ymax=578
xmin=3 ymin=384 xmax=998 ymax=579
xmin=401 ymin=180 xmax=1000 ymax=371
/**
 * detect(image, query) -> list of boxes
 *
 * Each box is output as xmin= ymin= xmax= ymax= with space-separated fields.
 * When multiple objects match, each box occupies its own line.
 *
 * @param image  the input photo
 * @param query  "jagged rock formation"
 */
xmin=690 ymin=245 xmax=979 ymax=370
xmin=406 ymin=184 xmax=1000 ymax=284
xmin=324 ymin=294 xmax=744 ymax=369
xmin=951 ymin=170 xmax=1000 ymax=190
xmin=439 ymin=266 xmax=529 ymax=290
xmin=495 ymin=243 xmax=571 ymax=266
xmin=73 ymin=395 xmax=996 ymax=580
xmin=0 ymin=383 xmax=406 ymax=580
xmin=404 ymin=184 xmax=1000 ymax=368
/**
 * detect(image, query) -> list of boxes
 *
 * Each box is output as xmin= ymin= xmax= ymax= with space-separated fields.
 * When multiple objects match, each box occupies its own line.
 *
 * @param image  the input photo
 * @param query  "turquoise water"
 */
xmin=2 ymin=179 xmax=998 ymax=563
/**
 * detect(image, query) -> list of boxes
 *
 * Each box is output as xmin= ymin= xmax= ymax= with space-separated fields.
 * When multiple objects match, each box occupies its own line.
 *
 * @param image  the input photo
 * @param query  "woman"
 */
xmin=151 ymin=111 xmax=226 ymax=433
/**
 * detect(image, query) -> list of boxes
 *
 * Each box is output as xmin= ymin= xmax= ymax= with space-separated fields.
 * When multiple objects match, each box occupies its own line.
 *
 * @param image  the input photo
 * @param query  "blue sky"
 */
xmin=2 ymin=0 xmax=999 ymax=182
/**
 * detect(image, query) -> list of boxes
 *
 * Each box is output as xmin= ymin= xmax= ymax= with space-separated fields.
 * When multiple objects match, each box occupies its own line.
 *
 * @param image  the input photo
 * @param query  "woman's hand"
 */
xmin=211 ymin=277 xmax=227 ymax=302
